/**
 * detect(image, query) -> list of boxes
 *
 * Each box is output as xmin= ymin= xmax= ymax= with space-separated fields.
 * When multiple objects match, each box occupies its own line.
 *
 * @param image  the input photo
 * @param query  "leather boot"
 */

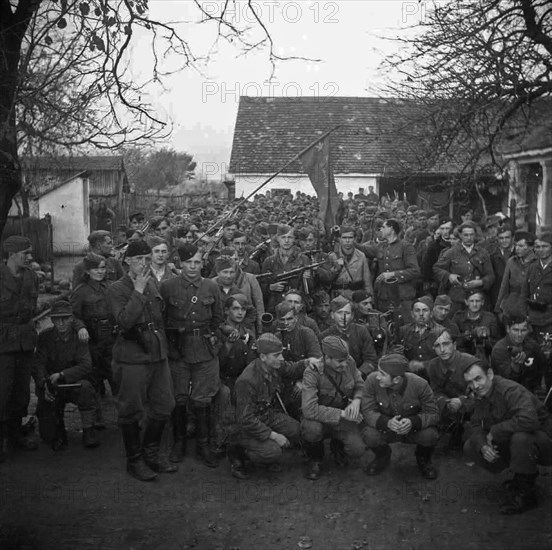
xmin=169 ymin=406 xmax=187 ymax=463
xmin=81 ymin=410 xmax=100 ymax=449
xmin=0 ymin=423 xmax=6 ymax=463
xmin=415 ymin=445 xmax=438 ymax=480
xmin=227 ymin=443 xmax=250 ymax=480
xmin=195 ymin=405 xmax=219 ymax=468
xmin=365 ymin=445 xmax=391 ymax=476
xmin=121 ymin=423 xmax=157 ymax=482
xmin=143 ymin=419 xmax=178 ymax=474
xmin=304 ymin=441 xmax=324 ymax=480
xmin=7 ymin=417 xmax=38 ymax=451
xmin=330 ymin=438 xmax=347 ymax=466
xmin=500 ymin=473 xmax=538 ymax=515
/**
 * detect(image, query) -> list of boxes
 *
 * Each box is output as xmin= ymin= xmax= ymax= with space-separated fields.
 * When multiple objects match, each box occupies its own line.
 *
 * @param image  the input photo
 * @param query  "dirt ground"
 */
xmin=5 ymin=255 xmax=550 ymax=549
xmin=1 ymin=394 xmax=552 ymax=550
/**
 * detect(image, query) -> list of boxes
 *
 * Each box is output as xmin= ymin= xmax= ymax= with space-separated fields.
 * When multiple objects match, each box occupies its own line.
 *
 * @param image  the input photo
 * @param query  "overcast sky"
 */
xmin=130 ymin=1 xmax=424 ymax=178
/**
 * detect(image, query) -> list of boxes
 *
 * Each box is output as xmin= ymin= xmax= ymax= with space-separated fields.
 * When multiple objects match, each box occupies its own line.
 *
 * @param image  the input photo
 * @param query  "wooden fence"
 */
xmin=1 ymin=215 xmax=53 ymax=264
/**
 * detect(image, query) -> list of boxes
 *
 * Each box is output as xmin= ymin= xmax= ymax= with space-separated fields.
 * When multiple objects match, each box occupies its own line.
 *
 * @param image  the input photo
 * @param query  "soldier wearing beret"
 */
xmin=32 ymin=301 xmax=99 ymax=449
xmin=160 ymin=243 xmax=223 ymax=468
xmin=108 ymin=240 xmax=176 ymax=481
xmin=433 ymin=221 xmax=495 ymax=314
xmin=301 ymin=336 xmax=366 ymax=480
xmin=232 ymin=334 xmax=315 ymax=479
xmin=72 ymin=230 xmax=124 ymax=288
xmin=361 ymin=353 xmax=439 ymax=479
xmin=463 ymin=362 xmax=552 ymax=514
xmin=0 ymin=235 xmax=39 ymax=458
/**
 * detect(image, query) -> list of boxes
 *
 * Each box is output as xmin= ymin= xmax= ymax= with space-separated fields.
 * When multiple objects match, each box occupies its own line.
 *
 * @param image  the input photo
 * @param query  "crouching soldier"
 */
xmin=33 ymin=300 xmax=99 ymax=450
xmin=361 ymin=353 xmax=439 ymax=479
xmin=463 ymin=362 xmax=552 ymax=514
xmin=231 ymin=334 xmax=316 ymax=479
xmin=108 ymin=241 xmax=176 ymax=481
xmin=301 ymin=336 xmax=366 ymax=480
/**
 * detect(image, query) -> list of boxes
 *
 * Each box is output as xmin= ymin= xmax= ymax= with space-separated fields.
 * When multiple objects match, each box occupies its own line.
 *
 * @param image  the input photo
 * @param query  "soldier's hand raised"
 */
xmin=133 ymin=266 xmax=151 ymax=294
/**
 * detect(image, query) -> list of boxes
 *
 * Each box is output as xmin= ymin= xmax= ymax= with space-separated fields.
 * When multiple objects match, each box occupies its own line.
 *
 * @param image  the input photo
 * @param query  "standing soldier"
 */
xmin=0 ymin=236 xmax=39 ymax=460
xmin=433 ymin=221 xmax=495 ymax=314
xmin=108 ymin=240 xmax=176 ymax=481
xmin=160 ymin=243 xmax=223 ymax=468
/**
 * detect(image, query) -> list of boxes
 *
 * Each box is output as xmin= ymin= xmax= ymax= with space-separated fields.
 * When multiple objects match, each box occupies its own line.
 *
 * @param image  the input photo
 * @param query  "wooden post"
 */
xmin=509 ymin=198 xmax=516 ymax=231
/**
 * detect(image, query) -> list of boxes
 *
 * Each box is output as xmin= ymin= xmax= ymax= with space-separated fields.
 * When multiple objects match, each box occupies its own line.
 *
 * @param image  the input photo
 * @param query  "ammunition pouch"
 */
xmin=121 ymin=323 xmax=163 ymax=355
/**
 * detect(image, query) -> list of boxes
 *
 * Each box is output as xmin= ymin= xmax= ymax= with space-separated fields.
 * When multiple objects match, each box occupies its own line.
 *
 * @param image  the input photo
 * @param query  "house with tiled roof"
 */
xmin=228 ymin=96 xmax=471 ymax=206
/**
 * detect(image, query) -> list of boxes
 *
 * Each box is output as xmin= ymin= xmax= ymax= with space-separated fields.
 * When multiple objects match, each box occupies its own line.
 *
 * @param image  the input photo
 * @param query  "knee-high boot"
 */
xmin=121 ymin=423 xmax=157 ymax=482
xmin=143 ymin=418 xmax=178 ymax=473
xmin=195 ymin=405 xmax=219 ymax=468
xmin=169 ymin=405 xmax=187 ymax=463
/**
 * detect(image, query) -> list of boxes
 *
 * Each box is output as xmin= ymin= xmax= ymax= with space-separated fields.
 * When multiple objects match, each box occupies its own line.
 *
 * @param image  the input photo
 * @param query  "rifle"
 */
xmin=248 ymin=238 xmax=271 ymax=263
xmin=256 ymin=261 xmax=326 ymax=284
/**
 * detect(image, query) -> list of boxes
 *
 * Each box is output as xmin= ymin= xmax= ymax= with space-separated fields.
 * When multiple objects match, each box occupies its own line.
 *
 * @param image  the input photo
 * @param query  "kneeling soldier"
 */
xmin=361 ymin=353 xmax=439 ymax=479
xmin=301 ymin=335 xmax=365 ymax=480
xmin=232 ymin=333 xmax=315 ymax=478
xmin=33 ymin=300 xmax=99 ymax=450
xmin=463 ymin=362 xmax=552 ymax=514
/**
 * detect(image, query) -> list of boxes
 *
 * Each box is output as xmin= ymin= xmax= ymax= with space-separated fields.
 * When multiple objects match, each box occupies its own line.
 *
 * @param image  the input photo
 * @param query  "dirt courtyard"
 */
xmin=1 ymin=396 xmax=552 ymax=550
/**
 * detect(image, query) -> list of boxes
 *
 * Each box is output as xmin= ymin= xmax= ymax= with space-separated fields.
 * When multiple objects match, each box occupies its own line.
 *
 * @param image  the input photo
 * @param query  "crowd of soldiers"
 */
xmin=1 ymin=188 xmax=552 ymax=516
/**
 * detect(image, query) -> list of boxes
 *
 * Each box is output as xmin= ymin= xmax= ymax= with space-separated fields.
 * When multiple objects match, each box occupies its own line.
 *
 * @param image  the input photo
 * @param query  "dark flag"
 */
xmin=299 ymin=134 xmax=339 ymax=231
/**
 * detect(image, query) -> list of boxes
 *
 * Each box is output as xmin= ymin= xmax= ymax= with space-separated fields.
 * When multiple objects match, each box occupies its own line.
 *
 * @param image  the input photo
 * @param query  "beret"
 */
xmin=275 ymin=301 xmax=295 ymax=319
xmin=312 ymin=290 xmax=330 ymax=306
xmin=321 ymin=335 xmax=349 ymax=360
xmin=276 ymin=224 xmax=294 ymax=237
xmin=339 ymin=225 xmax=355 ymax=236
xmin=458 ymin=221 xmax=478 ymax=233
xmin=178 ymin=243 xmax=199 ymax=262
xmin=225 ymin=293 xmax=249 ymax=308
xmin=413 ymin=296 xmax=434 ymax=310
xmin=129 ymin=211 xmax=144 ymax=221
xmin=352 ymin=290 xmax=370 ymax=303
xmin=485 ymin=214 xmax=502 ymax=227
xmin=126 ymin=240 xmax=152 ymax=258
xmin=256 ymin=333 xmax=283 ymax=354
xmin=514 ymin=231 xmax=535 ymax=243
xmin=147 ymin=236 xmax=168 ymax=249
xmin=378 ymin=353 xmax=408 ymax=378
xmin=331 ymin=295 xmax=351 ymax=312
xmin=83 ymin=252 xmax=105 ymax=270
xmin=215 ymin=257 xmax=234 ymax=272
xmin=3 ymin=235 xmax=31 ymax=254
xmin=434 ymin=294 xmax=452 ymax=307
xmin=50 ymin=300 xmax=73 ymax=317
xmin=536 ymin=232 xmax=552 ymax=245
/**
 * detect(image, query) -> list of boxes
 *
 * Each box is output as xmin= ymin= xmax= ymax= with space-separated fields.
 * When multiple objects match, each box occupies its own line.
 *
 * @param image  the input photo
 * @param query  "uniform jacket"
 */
xmin=160 ymin=276 xmax=223 ymax=363
xmin=320 ymin=323 xmax=378 ymax=376
xmin=491 ymin=335 xmax=546 ymax=391
xmin=421 ymin=237 xmax=450 ymax=284
xmin=0 ymin=264 xmax=38 ymax=353
xmin=468 ymin=376 xmax=552 ymax=451
xmin=495 ymin=253 xmax=537 ymax=313
xmin=235 ymin=358 xmax=306 ymax=441
xmin=399 ymin=321 xmax=445 ymax=363
xmin=522 ymin=260 xmax=552 ymax=327
xmin=277 ymin=325 xmax=322 ymax=362
xmin=427 ymin=351 xmax=478 ymax=412
xmin=433 ymin=243 xmax=495 ymax=303
xmin=490 ymin=246 xmax=514 ymax=307
xmin=452 ymin=310 xmax=500 ymax=353
xmin=33 ymin=327 xmax=93 ymax=387
xmin=361 ymin=372 xmax=439 ymax=432
xmin=219 ymin=325 xmax=256 ymax=385
xmin=234 ymin=268 xmax=265 ymax=325
xmin=302 ymin=357 xmax=364 ymax=425
xmin=72 ymin=256 xmax=123 ymax=288
xmin=108 ymin=274 xmax=167 ymax=364
xmin=324 ymin=248 xmax=373 ymax=299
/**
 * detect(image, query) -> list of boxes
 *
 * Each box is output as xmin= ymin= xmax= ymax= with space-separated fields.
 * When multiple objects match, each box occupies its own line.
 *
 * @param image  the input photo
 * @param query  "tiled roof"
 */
xmin=229 ymin=97 xmax=467 ymax=176
xmin=22 ymin=155 xmax=125 ymax=172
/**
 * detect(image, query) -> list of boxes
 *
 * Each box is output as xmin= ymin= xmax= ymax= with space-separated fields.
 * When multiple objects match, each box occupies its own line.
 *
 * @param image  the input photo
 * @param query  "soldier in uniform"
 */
xmin=160 ymin=243 xmax=223 ymax=468
xmin=72 ymin=230 xmax=124 ymax=288
xmin=0 ymin=236 xmax=39 ymax=459
xmin=232 ymin=231 xmax=260 ymax=275
xmin=361 ymin=353 xmax=440 ymax=479
xmin=107 ymin=240 xmax=176 ymax=481
xmin=310 ymin=290 xmax=334 ymax=332
xmin=301 ymin=336 xmax=366 ymax=480
xmin=232 ymin=333 xmax=314 ymax=478
xmin=463 ymin=362 xmax=552 ymax=514
xmin=433 ymin=221 xmax=495 ymax=314
xmin=33 ymin=300 xmax=99 ymax=449
xmin=324 ymin=226 xmax=373 ymax=300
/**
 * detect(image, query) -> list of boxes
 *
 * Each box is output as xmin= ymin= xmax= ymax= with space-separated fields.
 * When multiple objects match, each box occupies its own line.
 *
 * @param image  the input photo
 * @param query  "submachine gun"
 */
xmin=256 ymin=261 xmax=326 ymax=289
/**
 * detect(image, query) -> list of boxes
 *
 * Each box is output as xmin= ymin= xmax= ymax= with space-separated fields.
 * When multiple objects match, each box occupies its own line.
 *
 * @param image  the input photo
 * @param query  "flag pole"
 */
xmin=195 ymin=125 xmax=342 ymax=242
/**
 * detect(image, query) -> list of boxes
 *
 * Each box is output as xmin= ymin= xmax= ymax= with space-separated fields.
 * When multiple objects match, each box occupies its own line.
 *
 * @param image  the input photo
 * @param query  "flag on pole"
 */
xmin=299 ymin=134 xmax=339 ymax=231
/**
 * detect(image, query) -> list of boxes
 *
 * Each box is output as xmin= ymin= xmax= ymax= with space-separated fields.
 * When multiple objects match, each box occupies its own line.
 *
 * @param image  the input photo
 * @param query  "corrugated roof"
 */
xmin=22 ymin=155 xmax=125 ymax=172
xmin=229 ymin=97 xmax=467 ymax=176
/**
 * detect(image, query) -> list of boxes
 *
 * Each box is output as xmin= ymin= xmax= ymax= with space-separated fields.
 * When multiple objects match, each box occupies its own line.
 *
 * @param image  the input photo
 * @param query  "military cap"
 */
xmin=83 ymin=252 xmax=105 ymax=270
xmin=276 ymin=224 xmax=294 ymax=237
xmin=434 ymin=294 xmax=452 ymax=307
xmin=413 ymin=296 xmax=434 ymax=310
xmin=126 ymin=240 xmax=152 ymax=258
xmin=146 ymin=236 xmax=169 ymax=249
xmin=536 ymin=231 xmax=552 ymax=245
xmin=129 ymin=211 xmax=145 ymax=221
xmin=178 ymin=243 xmax=199 ymax=262
xmin=225 ymin=293 xmax=249 ymax=308
xmin=485 ymin=214 xmax=502 ymax=228
xmin=232 ymin=231 xmax=245 ymax=240
xmin=312 ymin=290 xmax=330 ymax=305
xmin=215 ymin=256 xmax=234 ymax=272
xmin=378 ymin=353 xmax=409 ymax=378
xmin=458 ymin=220 xmax=478 ymax=233
xmin=2 ymin=235 xmax=31 ymax=254
xmin=339 ymin=225 xmax=355 ymax=236
xmin=352 ymin=290 xmax=371 ymax=303
xmin=321 ymin=335 xmax=349 ymax=360
xmin=50 ymin=300 xmax=73 ymax=317
xmin=406 ymin=205 xmax=419 ymax=213
xmin=256 ymin=333 xmax=283 ymax=354
xmin=331 ymin=295 xmax=352 ymax=312
xmin=514 ymin=231 xmax=535 ymax=244
xmin=275 ymin=301 xmax=295 ymax=319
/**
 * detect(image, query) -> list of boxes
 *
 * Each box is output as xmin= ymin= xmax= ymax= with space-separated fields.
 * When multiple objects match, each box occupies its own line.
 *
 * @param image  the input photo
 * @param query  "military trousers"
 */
xmin=0 ymin=351 xmax=33 ymax=424
xmin=362 ymin=425 xmax=439 ymax=448
xmin=169 ymin=356 xmax=219 ymax=406
xmin=301 ymin=418 xmax=366 ymax=458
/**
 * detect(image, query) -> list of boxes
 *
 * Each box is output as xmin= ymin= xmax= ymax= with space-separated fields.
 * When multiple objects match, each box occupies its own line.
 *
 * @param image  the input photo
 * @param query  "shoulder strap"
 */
xmin=323 ymin=369 xmax=350 ymax=402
